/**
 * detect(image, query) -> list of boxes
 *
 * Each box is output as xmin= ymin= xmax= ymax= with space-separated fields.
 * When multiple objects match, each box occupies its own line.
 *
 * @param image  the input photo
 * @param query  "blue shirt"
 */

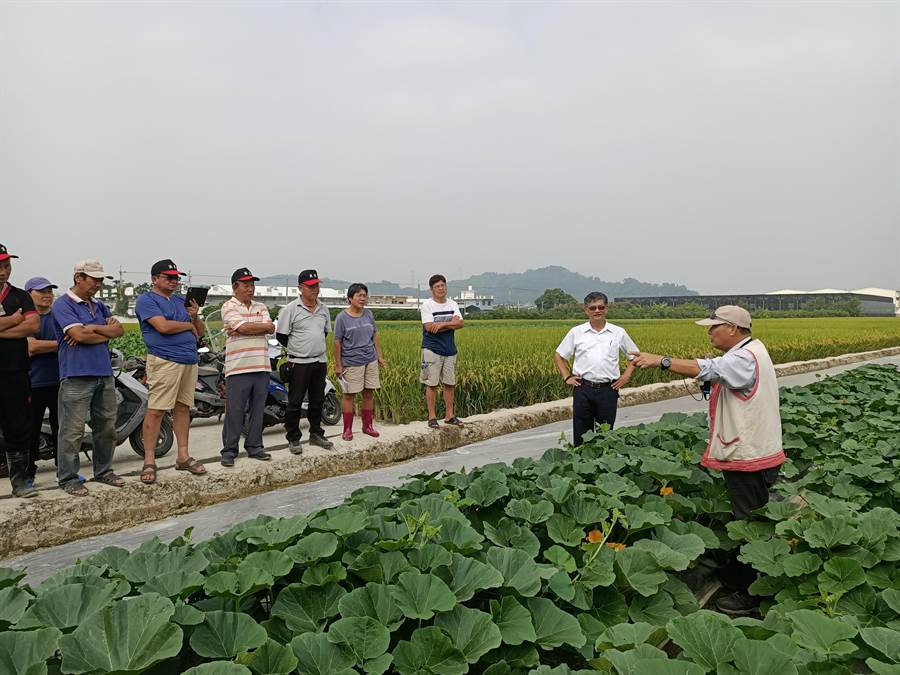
xmin=51 ymin=291 xmax=114 ymax=379
xmin=135 ymin=292 xmax=198 ymax=365
xmin=29 ymin=313 xmax=60 ymax=387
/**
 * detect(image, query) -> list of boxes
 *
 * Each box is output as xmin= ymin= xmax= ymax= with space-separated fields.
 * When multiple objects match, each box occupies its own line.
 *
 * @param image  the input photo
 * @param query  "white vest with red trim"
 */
xmin=701 ymin=339 xmax=786 ymax=472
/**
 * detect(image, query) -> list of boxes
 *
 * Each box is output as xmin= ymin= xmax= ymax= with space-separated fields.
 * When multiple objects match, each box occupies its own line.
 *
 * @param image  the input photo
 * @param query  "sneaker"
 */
xmin=25 ymin=478 xmax=35 ymax=489
xmin=309 ymin=433 xmax=334 ymax=450
xmin=288 ymin=440 xmax=303 ymax=455
xmin=715 ymin=591 xmax=759 ymax=616
xmin=13 ymin=484 xmax=38 ymax=499
xmin=220 ymin=456 xmax=235 ymax=467
xmin=249 ymin=452 xmax=272 ymax=461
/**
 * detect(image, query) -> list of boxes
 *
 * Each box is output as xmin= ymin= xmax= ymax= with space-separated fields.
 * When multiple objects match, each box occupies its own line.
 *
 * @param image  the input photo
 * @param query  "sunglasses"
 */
xmin=586 ymin=305 xmax=607 ymax=311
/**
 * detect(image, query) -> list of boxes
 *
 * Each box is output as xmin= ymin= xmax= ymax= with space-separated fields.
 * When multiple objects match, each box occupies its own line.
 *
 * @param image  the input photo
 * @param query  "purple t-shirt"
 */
xmin=333 ymin=309 xmax=377 ymax=367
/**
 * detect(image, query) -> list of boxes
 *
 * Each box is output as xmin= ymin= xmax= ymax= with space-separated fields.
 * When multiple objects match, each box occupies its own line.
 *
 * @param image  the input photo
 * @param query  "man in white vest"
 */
xmin=630 ymin=305 xmax=785 ymax=616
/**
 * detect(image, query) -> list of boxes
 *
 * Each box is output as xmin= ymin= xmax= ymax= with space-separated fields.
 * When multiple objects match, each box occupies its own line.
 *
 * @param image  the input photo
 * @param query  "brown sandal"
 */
xmin=141 ymin=464 xmax=157 ymax=485
xmin=176 ymin=457 xmax=207 ymax=475
xmin=62 ymin=482 xmax=89 ymax=497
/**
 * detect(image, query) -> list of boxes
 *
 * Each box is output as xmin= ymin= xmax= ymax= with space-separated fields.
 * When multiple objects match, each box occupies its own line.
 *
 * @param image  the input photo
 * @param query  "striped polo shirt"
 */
xmin=221 ymin=296 xmax=272 ymax=377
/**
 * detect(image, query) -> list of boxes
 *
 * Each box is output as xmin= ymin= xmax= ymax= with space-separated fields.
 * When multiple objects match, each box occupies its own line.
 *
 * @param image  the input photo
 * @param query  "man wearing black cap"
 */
xmin=220 ymin=268 xmax=276 ymax=466
xmin=0 ymin=244 xmax=40 ymax=498
xmin=134 ymin=260 xmax=207 ymax=483
xmin=25 ymin=276 xmax=60 ymax=487
xmin=276 ymin=269 xmax=334 ymax=454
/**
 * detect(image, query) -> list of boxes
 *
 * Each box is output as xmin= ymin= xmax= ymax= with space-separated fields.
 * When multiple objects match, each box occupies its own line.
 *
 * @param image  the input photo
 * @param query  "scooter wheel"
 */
xmin=322 ymin=392 xmax=341 ymax=426
xmin=128 ymin=414 xmax=175 ymax=458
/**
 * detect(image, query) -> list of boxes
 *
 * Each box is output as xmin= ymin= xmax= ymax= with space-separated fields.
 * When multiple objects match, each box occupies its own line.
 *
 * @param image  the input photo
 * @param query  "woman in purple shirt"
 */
xmin=333 ymin=283 xmax=387 ymax=441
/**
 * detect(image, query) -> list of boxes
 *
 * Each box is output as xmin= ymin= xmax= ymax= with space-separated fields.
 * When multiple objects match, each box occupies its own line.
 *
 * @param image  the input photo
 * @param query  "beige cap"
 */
xmin=695 ymin=305 xmax=752 ymax=329
xmin=74 ymin=259 xmax=113 ymax=279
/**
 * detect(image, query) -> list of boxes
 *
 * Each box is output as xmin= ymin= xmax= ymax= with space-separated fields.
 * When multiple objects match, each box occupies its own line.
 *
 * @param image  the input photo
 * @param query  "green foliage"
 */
xmin=3 ymin=363 xmax=899 ymax=673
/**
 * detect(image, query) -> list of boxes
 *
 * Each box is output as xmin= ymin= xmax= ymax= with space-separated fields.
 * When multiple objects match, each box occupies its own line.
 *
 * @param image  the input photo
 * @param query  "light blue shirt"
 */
xmin=696 ymin=337 xmax=757 ymax=394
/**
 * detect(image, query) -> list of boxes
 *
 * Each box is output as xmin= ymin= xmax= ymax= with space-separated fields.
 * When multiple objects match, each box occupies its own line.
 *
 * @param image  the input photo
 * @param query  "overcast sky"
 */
xmin=1 ymin=0 xmax=897 ymax=294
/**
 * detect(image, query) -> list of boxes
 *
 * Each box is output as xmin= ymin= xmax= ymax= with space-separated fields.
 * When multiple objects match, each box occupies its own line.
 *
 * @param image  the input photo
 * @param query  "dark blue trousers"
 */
xmin=572 ymin=384 xmax=618 ymax=447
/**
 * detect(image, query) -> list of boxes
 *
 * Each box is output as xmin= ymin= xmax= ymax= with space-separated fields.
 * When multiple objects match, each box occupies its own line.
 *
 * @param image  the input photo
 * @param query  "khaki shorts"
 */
xmin=420 ymin=349 xmax=457 ymax=387
xmin=146 ymin=354 xmax=198 ymax=410
xmin=343 ymin=361 xmax=381 ymax=394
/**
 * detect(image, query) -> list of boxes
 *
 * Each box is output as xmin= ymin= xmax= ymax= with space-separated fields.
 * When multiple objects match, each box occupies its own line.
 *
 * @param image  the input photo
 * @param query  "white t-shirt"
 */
xmin=555 ymin=321 xmax=639 ymax=382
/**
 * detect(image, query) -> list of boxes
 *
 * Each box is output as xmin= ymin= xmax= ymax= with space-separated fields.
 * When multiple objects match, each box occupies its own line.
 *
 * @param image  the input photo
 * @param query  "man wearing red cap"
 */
xmin=135 ymin=259 xmax=207 ymax=483
xmin=220 ymin=268 xmax=276 ymax=466
xmin=0 ymin=244 xmax=40 ymax=498
xmin=631 ymin=305 xmax=785 ymax=616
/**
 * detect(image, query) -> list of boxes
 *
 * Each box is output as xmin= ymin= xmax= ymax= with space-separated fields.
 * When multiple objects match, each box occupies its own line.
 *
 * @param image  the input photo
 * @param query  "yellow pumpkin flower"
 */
xmin=586 ymin=529 xmax=603 ymax=544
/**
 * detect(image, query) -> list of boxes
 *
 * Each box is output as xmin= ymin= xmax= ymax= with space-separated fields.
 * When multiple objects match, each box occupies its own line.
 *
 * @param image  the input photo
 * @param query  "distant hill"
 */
xmin=259 ymin=266 xmax=696 ymax=305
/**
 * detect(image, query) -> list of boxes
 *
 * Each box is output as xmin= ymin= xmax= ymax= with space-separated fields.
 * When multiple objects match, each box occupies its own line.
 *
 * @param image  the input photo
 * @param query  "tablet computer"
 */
xmin=184 ymin=286 xmax=209 ymax=307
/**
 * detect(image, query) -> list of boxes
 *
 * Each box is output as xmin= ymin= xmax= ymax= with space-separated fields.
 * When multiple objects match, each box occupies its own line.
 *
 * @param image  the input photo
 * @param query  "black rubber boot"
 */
xmin=8 ymin=450 xmax=37 ymax=499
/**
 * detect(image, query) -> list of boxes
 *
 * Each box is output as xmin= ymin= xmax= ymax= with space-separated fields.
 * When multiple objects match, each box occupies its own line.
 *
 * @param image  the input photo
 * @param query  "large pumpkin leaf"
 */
xmin=303 ymin=562 xmax=348 ymax=587
xmin=596 ymin=622 xmax=658 ymax=649
xmin=0 ymin=586 xmax=31 ymax=627
xmin=393 ymin=627 xmax=468 ymax=675
xmin=737 ymin=539 xmax=791 ymax=577
xmin=119 ymin=549 xmax=208 ymax=584
xmin=290 ymin=632 xmax=355 ymax=675
xmin=236 ymin=638 xmax=299 ymax=675
xmin=184 ymin=663 xmax=251 ymax=674
xmin=803 ymin=517 xmax=860 ymax=550
xmin=0 ymin=627 xmax=61 ymax=675
xmin=0 ymin=567 xmax=26 ymax=590
xmin=239 ymin=551 xmax=295 ymax=580
xmin=432 ymin=518 xmax=484 ymax=554
xmin=817 ymin=557 xmax=866 ymax=595
xmin=308 ymin=506 xmax=369 ymax=536
xmin=58 ymin=593 xmax=182 ymax=674
xmin=338 ymin=583 xmax=404 ymax=630
xmin=859 ymin=627 xmax=900 ymax=663
xmin=730 ymin=637 xmax=798 ymax=675
xmin=464 ymin=472 xmax=510 ymax=507
xmin=327 ymin=617 xmax=390 ymax=663
xmin=284 ymin=532 xmax=340 ymax=565
xmin=614 ymin=549 xmax=667 ymax=597
xmin=486 ymin=547 xmax=543 ymax=597
xmin=434 ymin=606 xmax=502 ymax=663
xmin=785 ymin=609 xmax=858 ymax=657
xmin=204 ymin=567 xmax=273 ymax=599
xmin=505 ymin=499 xmax=554 ymax=524
xmin=235 ymin=515 xmax=307 ymax=548
xmin=435 ymin=552 xmax=503 ymax=602
xmin=16 ymin=579 xmax=124 ymax=631
xmin=665 ymin=610 xmax=743 ymax=672
xmin=545 ymin=514 xmax=584 ymax=548
xmin=141 ymin=570 xmax=206 ymax=599
xmin=781 ymin=552 xmax=823 ymax=578
xmin=527 ymin=597 xmax=586 ymax=649
xmin=190 ymin=610 xmax=267 ymax=659
xmin=490 ymin=596 xmax=536 ymax=646
xmin=272 ymin=583 xmax=346 ymax=633
xmin=390 ymin=570 xmax=456 ymax=620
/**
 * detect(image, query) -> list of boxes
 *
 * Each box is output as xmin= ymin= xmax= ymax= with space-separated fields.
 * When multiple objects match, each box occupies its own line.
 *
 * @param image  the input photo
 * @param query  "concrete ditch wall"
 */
xmin=2 ymin=345 xmax=898 ymax=560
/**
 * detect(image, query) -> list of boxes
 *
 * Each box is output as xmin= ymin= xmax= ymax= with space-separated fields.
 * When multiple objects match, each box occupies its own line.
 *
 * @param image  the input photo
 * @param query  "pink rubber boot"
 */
xmin=361 ymin=409 xmax=380 ymax=437
xmin=342 ymin=412 xmax=354 ymax=441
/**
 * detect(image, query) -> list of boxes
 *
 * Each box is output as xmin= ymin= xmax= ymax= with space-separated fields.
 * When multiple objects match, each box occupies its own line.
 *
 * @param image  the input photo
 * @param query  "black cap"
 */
xmin=231 ymin=268 xmax=260 ymax=284
xmin=151 ymin=259 xmax=184 ymax=277
xmin=0 ymin=244 xmax=19 ymax=262
xmin=298 ymin=269 xmax=320 ymax=286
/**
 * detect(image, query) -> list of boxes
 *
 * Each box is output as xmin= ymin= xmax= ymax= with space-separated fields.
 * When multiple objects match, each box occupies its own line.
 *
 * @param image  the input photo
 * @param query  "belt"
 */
xmin=580 ymin=378 xmax=613 ymax=388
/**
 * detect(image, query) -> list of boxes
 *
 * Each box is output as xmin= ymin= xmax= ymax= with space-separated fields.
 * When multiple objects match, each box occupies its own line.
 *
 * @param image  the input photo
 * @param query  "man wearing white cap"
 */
xmin=631 ymin=305 xmax=785 ymax=616
xmin=51 ymin=260 xmax=125 ymax=496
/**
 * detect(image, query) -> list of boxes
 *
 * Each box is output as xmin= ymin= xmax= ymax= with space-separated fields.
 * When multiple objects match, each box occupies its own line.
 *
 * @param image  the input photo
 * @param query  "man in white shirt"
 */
xmin=553 ymin=292 xmax=638 ymax=446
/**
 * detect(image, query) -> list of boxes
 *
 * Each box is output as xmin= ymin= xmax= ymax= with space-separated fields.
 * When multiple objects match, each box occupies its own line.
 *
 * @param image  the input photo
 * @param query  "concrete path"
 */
xmin=6 ymin=354 xmax=898 ymax=584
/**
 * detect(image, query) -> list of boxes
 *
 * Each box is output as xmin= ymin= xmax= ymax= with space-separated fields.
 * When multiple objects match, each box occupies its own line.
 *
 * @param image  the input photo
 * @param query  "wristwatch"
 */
xmin=660 ymin=356 xmax=672 ymax=371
